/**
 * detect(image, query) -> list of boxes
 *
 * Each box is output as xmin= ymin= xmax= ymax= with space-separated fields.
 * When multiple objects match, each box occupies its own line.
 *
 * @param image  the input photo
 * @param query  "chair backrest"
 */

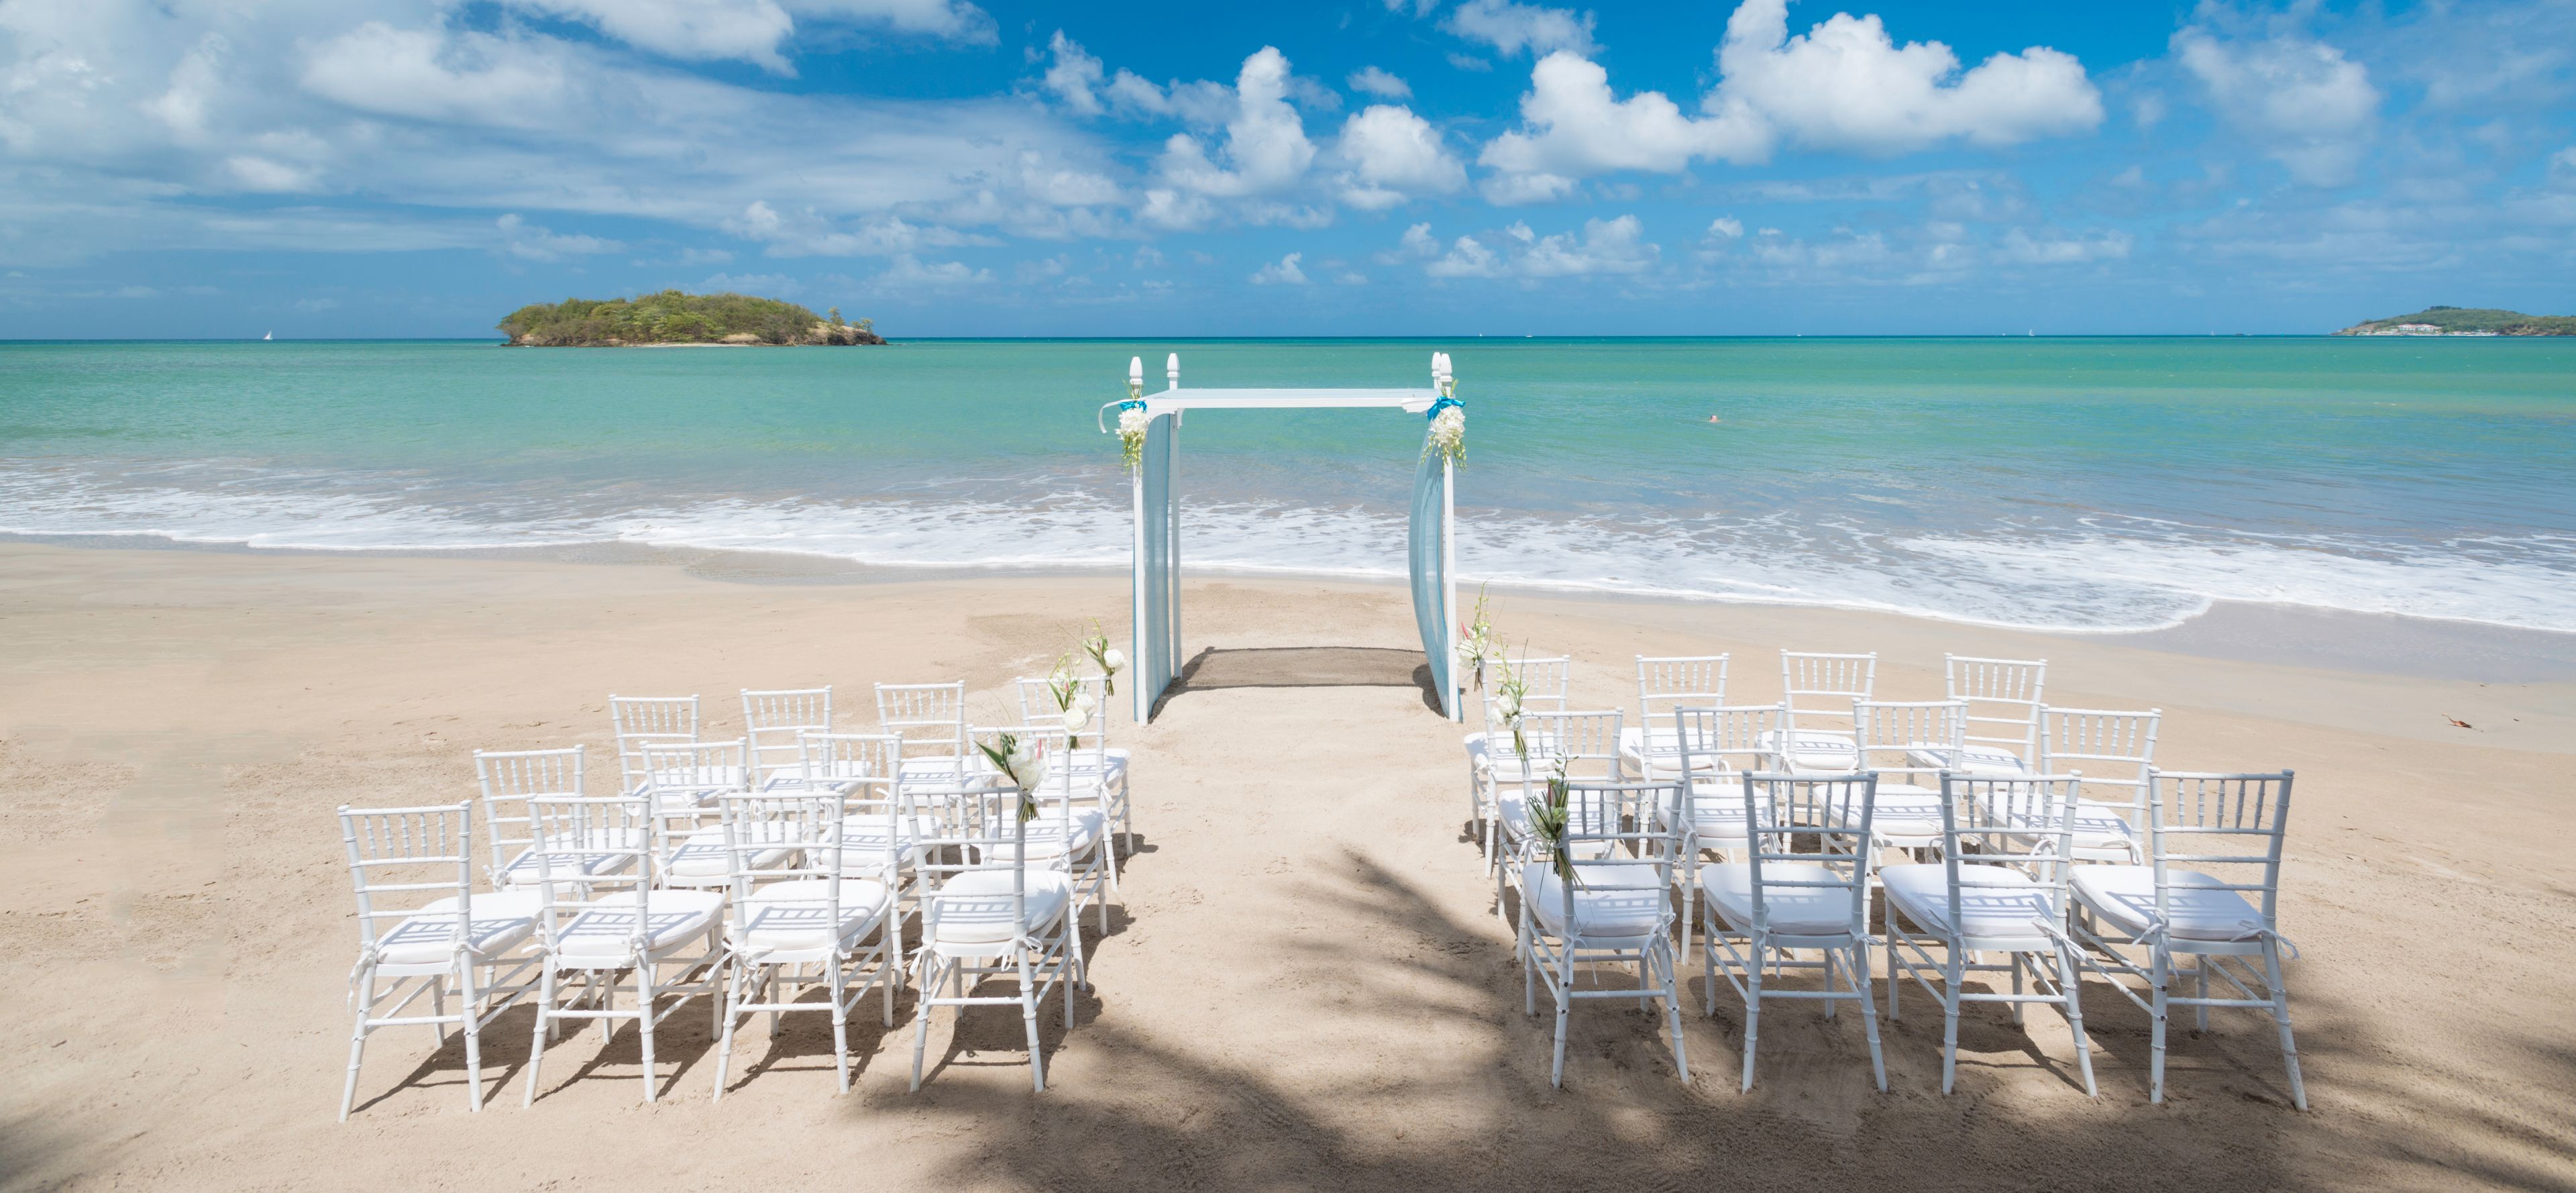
xmin=716 ymin=788 xmax=857 ymax=941
xmin=877 ymin=681 xmax=967 ymax=762
xmin=1935 ymin=772 xmax=2083 ymax=933
xmin=638 ymin=738 xmax=749 ymax=818
xmin=472 ymin=745 xmax=584 ymax=885
xmin=797 ymin=731 xmax=903 ymax=788
xmin=2039 ymin=706 xmax=2161 ymax=820
xmin=741 ymin=687 xmax=833 ymax=786
xmin=1507 ymin=709 xmax=1623 ymax=784
xmin=521 ymin=793 xmax=656 ymax=935
xmin=1636 ymin=655 xmax=1728 ymax=723
xmin=1741 ymin=773 xmax=1876 ymax=939
xmin=338 ymin=801 xmax=476 ymax=955
xmin=1668 ymin=704 xmax=1782 ymax=779
xmin=1854 ymin=700 xmax=1966 ymax=790
xmin=610 ymin=694 xmax=700 ymax=794
xmin=1481 ymin=655 xmax=1572 ymax=734
xmin=1547 ymin=778 xmax=1684 ymax=939
xmin=1015 ymin=674 xmax=1113 ymax=749
xmin=2147 ymin=770 xmax=2295 ymax=933
xmin=1945 ymin=655 xmax=2047 ymax=759
xmin=1780 ymin=651 xmax=1876 ymax=737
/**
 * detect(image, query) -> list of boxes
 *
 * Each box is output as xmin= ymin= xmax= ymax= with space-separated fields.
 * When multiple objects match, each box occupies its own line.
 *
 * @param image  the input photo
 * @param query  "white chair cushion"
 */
xmin=495 ymin=829 xmax=640 ymax=888
xmin=731 ymin=878 xmax=892 ymax=952
xmin=978 ymin=808 xmax=1106 ymax=861
xmin=375 ymin=889 xmax=543 ymax=966
xmin=1762 ymin=729 xmax=1857 ymax=771
xmin=1698 ymin=862 xmax=1860 ymax=937
xmin=2069 ymin=798 xmax=2143 ymax=855
xmin=925 ymin=869 xmax=1072 ymax=946
xmin=1902 ymin=744 xmax=2031 ymax=776
xmin=552 ymin=890 xmax=726 ymax=963
xmin=661 ymin=826 xmax=792 ymax=881
xmin=1882 ymin=863 xmax=2059 ymax=941
xmin=2072 ymin=866 xmax=2267 ymax=943
xmin=1521 ymin=862 xmax=1668 ymax=940
xmin=1861 ymin=788 xmax=1947 ymax=843
xmin=1619 ymin=727 xmax=1723 ymax=775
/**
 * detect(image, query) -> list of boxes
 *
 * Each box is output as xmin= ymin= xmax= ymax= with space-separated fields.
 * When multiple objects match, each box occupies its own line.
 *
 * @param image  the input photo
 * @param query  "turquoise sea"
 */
xmin=3 ymin=337 xmax=2571 ymax=634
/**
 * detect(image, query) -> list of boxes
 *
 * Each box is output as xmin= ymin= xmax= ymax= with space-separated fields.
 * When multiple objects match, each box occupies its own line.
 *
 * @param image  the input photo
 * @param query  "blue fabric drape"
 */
xmin=1134 ymin=412 xmax=1175 ymax=721
xmin=1409 ymin=437 xmax=1456 ymax=719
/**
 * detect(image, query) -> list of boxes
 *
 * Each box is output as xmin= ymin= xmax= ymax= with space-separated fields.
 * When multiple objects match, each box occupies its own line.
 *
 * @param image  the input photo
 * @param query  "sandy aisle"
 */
xmin=1 ymin=542 xmax=2569 ymax=1192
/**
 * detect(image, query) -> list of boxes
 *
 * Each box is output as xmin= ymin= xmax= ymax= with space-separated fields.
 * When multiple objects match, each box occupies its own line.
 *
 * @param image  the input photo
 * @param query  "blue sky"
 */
xmin=2 ymin=0 xmax=2571 ymax=337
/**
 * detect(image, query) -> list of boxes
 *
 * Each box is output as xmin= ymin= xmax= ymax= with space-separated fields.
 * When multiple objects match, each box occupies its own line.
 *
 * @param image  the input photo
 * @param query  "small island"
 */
xmin=498 ymin=290 xmax=885 ymax=346
xmin=2332 ymin=305 xmax=2576 ymax=336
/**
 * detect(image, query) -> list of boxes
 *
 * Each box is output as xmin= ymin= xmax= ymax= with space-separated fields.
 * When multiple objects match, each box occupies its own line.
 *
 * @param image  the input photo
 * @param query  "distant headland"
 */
xmin=2332 ymin=306 xmax=2576 ymax=336
xmin=498 ymin=290 xmax=885 ymax=346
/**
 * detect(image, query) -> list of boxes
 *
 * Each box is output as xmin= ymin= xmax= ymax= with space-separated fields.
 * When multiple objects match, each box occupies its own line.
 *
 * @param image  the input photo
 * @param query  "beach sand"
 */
xmin=2 ymin=541 xmax=2569 ymax=1191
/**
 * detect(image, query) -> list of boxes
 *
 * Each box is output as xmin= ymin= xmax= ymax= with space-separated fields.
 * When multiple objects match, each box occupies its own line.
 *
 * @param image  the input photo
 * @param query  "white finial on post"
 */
xmin=1166 ymin=352 xmax=1181 ymax=389
xmin=1128 ymin=356 xmax=1143 ymax=390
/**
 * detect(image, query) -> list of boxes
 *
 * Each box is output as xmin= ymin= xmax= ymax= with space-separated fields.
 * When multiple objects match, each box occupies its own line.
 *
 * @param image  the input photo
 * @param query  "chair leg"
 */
xmin=909 ymin=955 xmax=939 ymax=1093
xmin=1854 ymin=941 xmax=1886 ymax=1093
xmin=1662 ymin=943 xmax=1690 ymax=1084
xmin=1940 ymin=947 xmax=1966 ymax=1095
xmin=2149 ymin=945 xmax=2171 ymax=1104
xmin=1739 ymin=943 xmax=1764 ymax=1093
xmin=2057 ymin=944 xmax=2097 ymax=1097
xmin=1018 ymin=949 xmax=1046 ymax=1094
xmin=830 ymin=959 xmax=853 ymax=1095
xmin=1821 ymin=948 xmax=1838 ymax=1021
xmin=1550 ymin=959 xmax=1571 ymax=1089
xmin=523 ymin=967 xmax=555 ymax=1108
xmin=712 ymin=957 xmax=744 ymax=1102
xmin=636 ymin=959 xmax=660 ymax=1104
xmin=2194 ymin=959 xmax=2211 ymax=1034
xmin=339 ymin=970 xmax=374 ymax=1121
xmin=458 ymin=962 xmax=484 ymax=1112
xmin=1519 ymin=913 xmax=1536 ymax=1017
xmin=2010 ymin=952 xmax=2027 ymax=1027
xmin=2265 ymin=942 xmax=2307 ymax=1110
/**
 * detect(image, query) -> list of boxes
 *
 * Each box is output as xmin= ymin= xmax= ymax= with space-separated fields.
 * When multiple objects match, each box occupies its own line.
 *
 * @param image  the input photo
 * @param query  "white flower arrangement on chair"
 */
xmin=1494 ymin=660 xmax=1530 ymax=761
xmin=1459 ymin=584 xmax=1497 ymax=690
xmin=975 ymin=729 xmax=1044 ymax=822
xmin=1041 ymin=655 xmax=1096 ymax=749
xmin=1081 ymin=621 xmax=1125 ymax=696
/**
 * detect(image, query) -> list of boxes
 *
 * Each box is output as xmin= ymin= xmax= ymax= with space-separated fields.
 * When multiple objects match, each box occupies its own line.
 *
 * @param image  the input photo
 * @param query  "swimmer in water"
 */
xmin=1707 ymin=415 xmax=1723 ymax=423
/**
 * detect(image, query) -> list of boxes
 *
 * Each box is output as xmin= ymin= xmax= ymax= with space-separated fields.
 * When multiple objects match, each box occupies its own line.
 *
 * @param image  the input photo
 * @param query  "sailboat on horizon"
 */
xmin=262 ymin=331 xmax=272 ymax=341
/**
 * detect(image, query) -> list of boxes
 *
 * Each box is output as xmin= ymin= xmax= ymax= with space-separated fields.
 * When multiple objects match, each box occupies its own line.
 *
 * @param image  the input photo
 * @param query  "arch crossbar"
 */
xmin=1099 ymin=352 xmax=1462 ymax=724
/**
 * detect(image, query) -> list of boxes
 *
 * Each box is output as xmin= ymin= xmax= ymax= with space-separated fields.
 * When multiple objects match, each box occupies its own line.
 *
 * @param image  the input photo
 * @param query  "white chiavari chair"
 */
xmin=708 ymin=787 xmax=900 ymax=1100
xmin=643 ymin=739 xmax=760 ymax=890
xmin=1518 ymin=777 xmax=1690 ymax=1088
xmin=878 ymin=680 xmax=971 ymax=786
xmin=1770 ymin=651 xmax=1876 ymax=771
xmin=2039 ymin=707 xmax=2162 ymax=863
xmin=521 ymin=792 xmax=724 ymax=1106
xmin=1929 ymin=654 xmax=2046 ymax=775
xmin=1881 ymin=773 xmax=2096 ymax=1096
xmin=475 ymin=746 xmax=625 ymax=893
xmin=1851 ymin=700 xmax=1970 ymax=860
xmin=610 ymin=694 xmax=700 ymax=796
xmin=2070 ymin=770 xmax=2304 ymax=1108
xmin=741 ymin=686 xmax=833 ymax=790
xmin=1016 ymin=674 xmax=1132 ymax=855
xmin=975 ymin=722 xmax=1114 ymax=933
xmin=1491 ymin=709 xmax=1623 ymax=931
xmin=337 ymin=801 xmax=539 ymax=1119
xmin=1698 ymin=772 xmax=1887 ymax=1092
xmin=1622 ymin=654 xmax=1728 ymax=779
xmin=1469 ymin=655 xmax=1572 ymax=870
xmin=908 ymin=749 xmax=1082 ymax=1092
xmin=1664 ymin=704 xmax=1783 ymax=948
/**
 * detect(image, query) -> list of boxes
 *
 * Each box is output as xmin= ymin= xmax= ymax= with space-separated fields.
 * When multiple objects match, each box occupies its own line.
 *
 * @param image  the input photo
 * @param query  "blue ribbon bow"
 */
xmin=1426 ymin=395 xmax=1463 ymax=420
xmin=1117 ymin=399 xmax=1146 ymax=413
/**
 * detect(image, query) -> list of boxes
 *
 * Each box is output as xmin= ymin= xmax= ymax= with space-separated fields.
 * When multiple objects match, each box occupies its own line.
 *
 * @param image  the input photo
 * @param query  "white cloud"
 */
xmin=1479 ymin=51 xmax=1768 ymax=199
xmin=1335 ymin=104 xmax=1466 ymax=209
xmin=1348 ymin=66 xmax=1411 ymax=100
xmin=1248 ymin=251 xmax=1308 ymax=284
xmin=1426 ymin=213 xmax=1656 ymax=277
xmin=875 ymin=254 xmax=991 ymax=287
xmin=1156 ymin=47 xmax=1316 ymax=198
xmin=1709 ymin=0 xmax=2102 ymax=154
xmin=497 ymin=0 xmax=991 ymax=72
xmin=301 ymin=22 xmax=574 ymax=129
xmin=721 ymin=200 xmax=996 ymax=256
xmin=2174 ymin=26 xmax=2379 ymax=187
xmin=1707 ymin=216 xmax=1743 ymax=238
xmin=1039 ymin=30 xmax=1103 ymax=115
xmin=1443 ymin=0 xmax=1597 ymax=58
xmin=1335 ymin=270 xmax=1368 ymax=284
xmin=1477 ymin=1 xmax=2102 ymax=201
xmin=1997 ymin=227 xmax=2133 ymax=264
xmin=496 ymin=212 xmax=621 ymax=260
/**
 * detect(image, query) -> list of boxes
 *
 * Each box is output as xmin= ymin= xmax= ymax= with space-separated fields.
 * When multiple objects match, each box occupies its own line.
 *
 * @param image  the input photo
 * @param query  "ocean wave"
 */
xmin=2 ymin=463 xmax=2569 ymax=635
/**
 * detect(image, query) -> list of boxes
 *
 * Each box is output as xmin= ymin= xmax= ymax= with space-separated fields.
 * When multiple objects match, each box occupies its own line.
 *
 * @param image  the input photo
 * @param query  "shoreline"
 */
xmin=5 ymin=530 xmax=2569 ymax=686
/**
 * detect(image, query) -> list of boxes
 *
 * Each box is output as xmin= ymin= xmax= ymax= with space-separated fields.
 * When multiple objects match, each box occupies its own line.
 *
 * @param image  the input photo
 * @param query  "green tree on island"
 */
xmin=498 ymin=291 xmax=882 ymax=346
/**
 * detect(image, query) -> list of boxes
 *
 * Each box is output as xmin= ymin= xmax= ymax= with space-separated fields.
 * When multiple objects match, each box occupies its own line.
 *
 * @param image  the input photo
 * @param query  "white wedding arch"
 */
xmin=1097 ymin=351 xmax=1464 ymax=723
